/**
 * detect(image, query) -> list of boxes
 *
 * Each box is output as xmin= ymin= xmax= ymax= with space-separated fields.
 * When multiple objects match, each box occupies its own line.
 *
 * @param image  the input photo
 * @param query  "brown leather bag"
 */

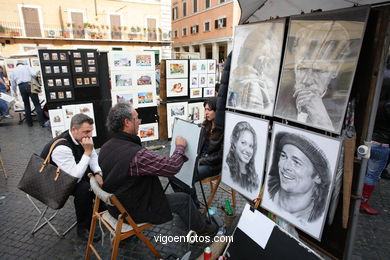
xmin=18 ymin=138 xmax=78 ymax=209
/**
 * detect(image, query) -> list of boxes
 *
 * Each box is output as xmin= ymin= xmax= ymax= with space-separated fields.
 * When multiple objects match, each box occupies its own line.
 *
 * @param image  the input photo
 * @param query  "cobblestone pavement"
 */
xmin=0 ymin=115 xmax=389 ymax=260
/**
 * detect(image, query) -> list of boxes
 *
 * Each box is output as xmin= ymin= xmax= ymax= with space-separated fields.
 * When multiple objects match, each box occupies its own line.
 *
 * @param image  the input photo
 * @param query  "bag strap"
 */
xmin=39 ymin=138 xmax=67 ymax=173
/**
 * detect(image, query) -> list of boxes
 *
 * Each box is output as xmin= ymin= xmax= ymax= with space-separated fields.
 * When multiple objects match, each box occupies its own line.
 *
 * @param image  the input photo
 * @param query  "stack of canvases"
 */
xmin=108 ymin=51 xmax=159 ymax=142
xmin=221 ymin=6 xmax=369 ymax=243
xmin=165 ymin=59 xmax=216 ymax=138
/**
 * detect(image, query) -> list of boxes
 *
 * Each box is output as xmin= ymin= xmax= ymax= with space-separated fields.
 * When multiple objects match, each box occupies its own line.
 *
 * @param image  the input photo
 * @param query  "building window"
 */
xmin=205 ymin=0 xmax=210 ymax=9
xmin=174 ymin=30 xmax=178 ymax=38
xmin=183 ymin=1 xmax=187 ymax=17
xmin=182 ymin=27 xmax=187 ymax=36
xmin=204 ymin=21 xmax=210 ymax=32
xmin=70 ymin=11 xmax=85 ymax=39
xmin=172 ymin=6 xmax=178 ymax=20
xmin=220 ymin=0 xmax=225 ymax=3
xmin=191 ymin=25 xmax=199 ymax=34
xmin=21 ymin=6 xmax=42 ymax=37
xmin=193 ymin=0 xmax=198 ymax=13
xmin=110 ymin=14 xmax=121 ymax=40
xmin=215 ymin=17 xmax=227 ymax=29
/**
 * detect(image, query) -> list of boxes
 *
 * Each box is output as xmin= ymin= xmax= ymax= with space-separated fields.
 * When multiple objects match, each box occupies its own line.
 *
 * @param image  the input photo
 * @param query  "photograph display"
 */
xmin=227 ymin=20 xmax=285 ymax=116
xmin=188 ymin=102 xmax=204 ymax=124
xmin=166 ymin=102 xmax=188 ymax=138
xmin=166 ymin=60 xmax=188 ymax=79
xmin=221 ymin=111 xmax=269 ymax=201
xmin=274 ymin=8 xmax=368 ymax=133
xmin=138 ymin=122 xmax=159 ymax=142
xmin=167 ymin=78 xmax=189 ymax=98
xmin=261 ymin=123 xmax=341 ymax=240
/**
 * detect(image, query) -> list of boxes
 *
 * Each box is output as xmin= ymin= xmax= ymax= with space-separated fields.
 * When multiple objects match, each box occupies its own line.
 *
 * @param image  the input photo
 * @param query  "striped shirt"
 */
xmin=129 ymin=145 xmax=188 ymax=177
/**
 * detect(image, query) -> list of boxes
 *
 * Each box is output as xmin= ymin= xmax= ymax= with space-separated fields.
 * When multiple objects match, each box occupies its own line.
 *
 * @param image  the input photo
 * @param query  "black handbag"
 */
xmin=18 ymin=138 xmax=78 ymax=209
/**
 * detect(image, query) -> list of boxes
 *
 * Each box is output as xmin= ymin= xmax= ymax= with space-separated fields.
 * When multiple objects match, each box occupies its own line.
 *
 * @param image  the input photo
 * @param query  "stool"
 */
xmin=0 ymin=147 xmax=8 ymax=179
xmin=200 ymin=175 xmax=236 ymax=215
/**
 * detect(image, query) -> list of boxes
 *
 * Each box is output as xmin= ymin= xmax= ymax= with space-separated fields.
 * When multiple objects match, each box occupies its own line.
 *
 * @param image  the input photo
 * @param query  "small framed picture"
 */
xmin=87 ymin=52 xmax=95 ymax=58
xmin=76 ymin=78 xmax=83 ymax=85
xmin=74 ymin=59 xmax=82 ymax=66
xmin=45 ymin=66 xmax=52 ymax=74
xmin=203 ymin=87 xmax=215 ymax=97
xmin=91 ymin=77 xmax=97 ymax=84
xmin=47 ymin=79 xmax=54 ymax=87
xmin=190 ymin=88 xmax=202 ymax=98
xmin=190 ymin=74 xmax=199 ymax=88
xmin=58 ymin=91 xmax=65 ymax=99
xmin=87 ymin=59 xmax=95 ymax=65
xmin=73 ymin=52 xmax=81 ymax=58
xmin=65 ymin=91 xmax=72 ymax=99
xmin=88 ymin=66 xmax=96 ymax=73
xmin=43 ymin=53 xmax=50 ymax=61
xmin=208 ymin=74 xmax=215 ymax=88
xmin=84 ymin=78 xmax=90 ymax=85
xmin=53 ymin=66 xmax=60 ymax=74
xmin=60 ymin=53 xmax=67 ymax=60
xmin=75 ymin=66 xmax=83 ymax=73
xmin=50 ymin=92 xmax=57 ymax=100
xmin=199 ymin=74 xmax=207 ymax=88
xmin=55 ymin=79 xmax=62 ymax=86
xmin=61 ymin=66 xmax=68 ymax=73
xmin=52 ymin=53 xmax=58 ymax=60
xmin=63 ymin=78 xmax=70 ymax=86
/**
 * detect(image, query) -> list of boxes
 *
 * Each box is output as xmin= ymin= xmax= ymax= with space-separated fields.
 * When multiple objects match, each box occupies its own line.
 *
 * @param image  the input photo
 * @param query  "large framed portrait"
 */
xmin=138 ymin=122 xmax=159 ymax=142
xmin=166 ymin=101 xmax=188 ymax=138
xmin=166 ymin=59 xmax=189 ymax=79
xmin=112 ymin=72 xmax=134 ymax=89
xmin=109 ymin=51 xmax=134 ymax=69
xmin=221 ymin=111 xmax=269 ymax=201
xmin=261 ymin=123 xmax=341 ymax=240
xmin=226 ymin=20 xmax=285 ymax=116
xmin=188 ymin=102 xmax=205 ymax=124
xmin=167 ymin=78 xmax=189 ymax=98
xmin=273 ymin=7 xmax=369 ymax=134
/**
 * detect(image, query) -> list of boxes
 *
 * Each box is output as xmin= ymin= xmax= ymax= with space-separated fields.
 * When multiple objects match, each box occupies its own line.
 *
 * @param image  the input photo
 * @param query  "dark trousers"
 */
xmin=165 ymin=192 xmax=206 ymax=233
xmin=73 ymin=179 xmax=95 ymax=229
xmin=18 ymin=82 xmax=45 ymax=125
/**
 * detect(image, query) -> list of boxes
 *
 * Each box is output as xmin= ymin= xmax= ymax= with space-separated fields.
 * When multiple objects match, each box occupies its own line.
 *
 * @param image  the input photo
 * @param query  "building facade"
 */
xmin=171 ymin=0 xmax=241 ymax=62
xmin=0 ymin=0 xmax=172 ymax=61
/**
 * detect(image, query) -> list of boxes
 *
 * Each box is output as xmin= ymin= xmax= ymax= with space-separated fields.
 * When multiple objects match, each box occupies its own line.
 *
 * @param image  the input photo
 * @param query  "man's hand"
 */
xmin=95 ymin=174 xmax=103 ymax=187
xmin=175 ymin=136 xmax=187 ymax=148
xmin=81 ymin=137 xmax=94 ymax=156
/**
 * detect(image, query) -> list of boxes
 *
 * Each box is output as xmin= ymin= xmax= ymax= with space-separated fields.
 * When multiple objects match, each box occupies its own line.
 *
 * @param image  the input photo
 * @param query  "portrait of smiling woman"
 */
xmin=261 ymin=123 xmax=341 ymax=240
xmin=221 ymin=112 xmax=269 ymax=200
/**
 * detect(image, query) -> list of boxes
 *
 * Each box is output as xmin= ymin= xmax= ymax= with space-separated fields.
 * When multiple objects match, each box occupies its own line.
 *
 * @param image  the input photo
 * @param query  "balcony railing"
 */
xmin=0 ymin=21 xmax=171 ymax=42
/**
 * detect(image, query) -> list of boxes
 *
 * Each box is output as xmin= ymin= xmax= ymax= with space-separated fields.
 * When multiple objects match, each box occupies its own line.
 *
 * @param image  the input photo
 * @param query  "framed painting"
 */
xmin=112 ymin=90 xmax=138 ymax=108
xmin=167 ymin=78 xmax=189 ymax=98
xmin=203 ymin=87 xmax=215 ymax=97
xmin=190 ymin=60 xmax=199 ymax=74
xmin=221 ymin=111 xmax=269 ymax=201
xmin=188 ymin=102 xmax=205 ymax=124
xmin=198 ymin=60 xmax=208 ymax=73
xmin=273 ymin=7 xmax=369 ymax=134
xmin=137 ymin=88 xmax=157 ymax=108
xmin=51 ymin=125 xmax=66 ymax=138
xmin=190 ymin=88 xmax=202 ymax=99
xmin=112 ymin=72 xmax=134 ymax=89
xmin=208 ymin=74 xmax=216 ymax=88
xmin=207 ymin=59 xmax=216 ymax=74
xmin=166 ymin=101 xmax=188 ymax=138
xmin=48 ymin=109 xmax=65 ymax=128
xmin=135 ymin=53 xmax=155 ymax=68
xmin=199 ymin=73 xmax=207 ymax=88
xmin=227 ymin=20 xmax=286 ymax=117
xmin=135 ymin=72 xmax=155 ymax=88
xmin=166 ymin=59 xmax=189 ymax=79
xmin=138 ymin=122 xmax=159 ymax=142
xmin=190 ymin=74 xmax=199 ymax=88
xmin=109 ymin=51 xmax=134 ymax=69
xmin=261 ymin=122 xmax=341 ymax=240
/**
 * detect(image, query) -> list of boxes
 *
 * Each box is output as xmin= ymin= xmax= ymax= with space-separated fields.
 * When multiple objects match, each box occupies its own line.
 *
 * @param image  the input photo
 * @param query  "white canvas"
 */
xmin=221 ymin=111 xmax=269 ymax=201
xmin=138 ymin=122 xmax=159 ymax=142
xmin=167 ymin=78 xmax=189 ymax=97
xmin=166 ymin=102 xmax=188 ymax=138
xmin=188 ymin=102 xmax=205 ymax=124
xmin=169 ymin=118 xmax=203 ymax=187
xmin=227 ymin=21 xmax=285 ymax=116
xmin=166 ymin=60 xmax=189 ymax=79
xmin=261 ymin=123 xmax=341 ymax=240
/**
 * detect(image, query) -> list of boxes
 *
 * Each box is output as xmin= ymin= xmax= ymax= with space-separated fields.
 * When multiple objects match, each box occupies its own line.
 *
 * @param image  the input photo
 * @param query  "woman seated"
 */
xmin=170 ymin=97 xmax=223 ymax=205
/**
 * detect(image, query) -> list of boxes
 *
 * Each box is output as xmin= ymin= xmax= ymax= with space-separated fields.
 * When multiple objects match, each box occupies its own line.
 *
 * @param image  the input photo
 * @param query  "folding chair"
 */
xmin=200 ymin=175 xmax=236 ymax=216
xmin=85 ymin=173 xmax=162 ymax=260
xmin=0 ymin=147 xmax=8 ymax=179
xmin=27 ymin=194 xmax=77 ymax=237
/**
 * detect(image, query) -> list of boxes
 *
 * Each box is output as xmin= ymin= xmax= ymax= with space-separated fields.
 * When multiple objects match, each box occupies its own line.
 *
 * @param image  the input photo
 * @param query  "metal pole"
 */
xmin=344 ymin=22 xmax=390 ymax=260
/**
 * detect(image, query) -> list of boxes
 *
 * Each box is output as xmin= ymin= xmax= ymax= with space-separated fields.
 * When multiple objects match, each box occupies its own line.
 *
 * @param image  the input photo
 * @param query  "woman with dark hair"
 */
xmin=268 ymin=132 xmax=331 ymax=222
xmin=225 ymin=121 xmax=259 ymax=193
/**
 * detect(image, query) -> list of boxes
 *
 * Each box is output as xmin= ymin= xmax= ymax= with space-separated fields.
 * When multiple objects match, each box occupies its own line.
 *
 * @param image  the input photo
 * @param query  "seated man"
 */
xmin=40 ymin=113 xmax=103 ymax=241
xmin=99 ymin=103 xmax=217 ymax=235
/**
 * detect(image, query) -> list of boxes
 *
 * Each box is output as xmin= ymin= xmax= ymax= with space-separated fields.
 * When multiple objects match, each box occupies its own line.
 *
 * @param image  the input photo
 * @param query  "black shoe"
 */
xmin=382 ymin=169 xmax=390 ymax=180
xmin=198 ymin=222 xmax=218 ymax=236
xmin=77 ymin=227 xmax=101 ymax=242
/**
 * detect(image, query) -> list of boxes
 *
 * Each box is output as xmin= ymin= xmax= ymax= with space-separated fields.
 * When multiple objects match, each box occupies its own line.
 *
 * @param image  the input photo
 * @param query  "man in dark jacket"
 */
xmin=98 ymin=103 xmax=217 ymax=235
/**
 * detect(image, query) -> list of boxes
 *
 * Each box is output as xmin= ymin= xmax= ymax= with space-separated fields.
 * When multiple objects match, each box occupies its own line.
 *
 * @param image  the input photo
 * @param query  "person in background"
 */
xmin=10 ymin=63 xmax=47 ymax=127
xmin=214 ymin=83 xmax=220 ymax=96
xmin=0 ymin=66 xmax=12 ymax=120
xmin=155 ymin=63 xmax=161 ymax=96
